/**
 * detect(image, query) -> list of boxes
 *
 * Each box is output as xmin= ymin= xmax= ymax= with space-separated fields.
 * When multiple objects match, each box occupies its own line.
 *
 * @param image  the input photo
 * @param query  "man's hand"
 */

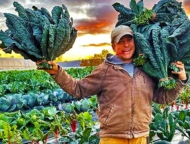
xmin=171 ymin=61 xmax=187 ymax=81
xmin=36 ymin=61 xmax=59 ymax=75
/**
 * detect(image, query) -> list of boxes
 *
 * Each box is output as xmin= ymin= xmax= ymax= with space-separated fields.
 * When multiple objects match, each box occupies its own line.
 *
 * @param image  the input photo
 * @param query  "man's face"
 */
xmin=112 ymin=35 xmax=135 ymax=63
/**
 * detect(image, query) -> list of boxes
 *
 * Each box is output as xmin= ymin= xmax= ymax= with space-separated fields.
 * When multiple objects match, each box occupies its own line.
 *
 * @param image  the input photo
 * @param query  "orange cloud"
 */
xmin=183 ymin=0 xmax=190 ymax=14
xmin=76 ymin=21 xmax=114 ymax=36
xmin=73 ymin=4 xmax=119 ymax=37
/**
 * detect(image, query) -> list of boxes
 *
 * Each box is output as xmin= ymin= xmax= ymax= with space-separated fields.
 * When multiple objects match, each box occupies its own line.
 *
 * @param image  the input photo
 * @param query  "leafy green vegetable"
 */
xmin=0 ymin=122 xmax=22 ymax=143
xmin=113 ymin=0 xmax=190 ymax=89
xmin=133 ymin=54 xmax=146 ymax=66
xmin=113 ymin=0 xmax=154 ymax=26
xmin=22 ymin=93 xmax=37 ymax=109
xmin=6 ymin=94 xmax=23 ymax=112
xmin=0 ymin=97 xmax=11 ymax=112
xmin=0 ymin=1 xmax=77 ymax=69
xmin=80 ymin=99 xmax=91 ymax=112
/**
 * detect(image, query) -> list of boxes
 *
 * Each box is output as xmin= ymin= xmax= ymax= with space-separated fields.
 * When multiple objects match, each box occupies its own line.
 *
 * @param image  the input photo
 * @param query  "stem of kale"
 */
xmin=37 ymin=61 xmax=53 ymax=69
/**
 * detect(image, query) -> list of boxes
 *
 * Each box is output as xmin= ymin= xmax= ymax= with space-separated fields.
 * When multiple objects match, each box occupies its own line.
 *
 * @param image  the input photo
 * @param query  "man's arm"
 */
xmin=153 ymin=61 xmax=189 ymax=104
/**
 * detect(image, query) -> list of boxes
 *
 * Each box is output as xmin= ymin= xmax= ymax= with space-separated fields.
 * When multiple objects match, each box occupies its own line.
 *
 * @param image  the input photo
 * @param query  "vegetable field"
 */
xmin=1 ymin=0 xmax=190 ymax=143
xmin=0 ymin=67 xmax=190 ymax=143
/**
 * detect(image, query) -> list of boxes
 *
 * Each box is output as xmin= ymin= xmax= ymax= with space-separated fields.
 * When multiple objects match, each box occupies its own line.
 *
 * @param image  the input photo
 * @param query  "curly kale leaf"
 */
xmin=59 ymin=27 xmax=77 ymax=57
xmin=0 ymin=1 xmax=77 ymax=67
xmin=0 ymin=30 xmax=21 ymax=49
xmin=40 ymin=21 xmax=49 ymax=59
xmin=47 ymin=24 xmax=56 ymax=60
xmin=52 ymin=19 xmax=70 ymax=60
xmin=134 ymin=32 xmax=159 ymax=69
xmin=4 ymin=13 xmax=42 ymax=58
xmin=13 ymin=1 xmax=29 ymax=21
xmin=40 ymin=7 xmax=55 ymax=24
xmin=51 ymin=6 xmax=63 ymax=25
xmin=112 ymin=2 xmax=135 ymax=26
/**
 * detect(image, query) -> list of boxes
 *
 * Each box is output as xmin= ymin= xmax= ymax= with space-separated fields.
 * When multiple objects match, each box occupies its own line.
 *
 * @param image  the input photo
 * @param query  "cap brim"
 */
xmin=115 ymin=32 xmax=133 ymax=43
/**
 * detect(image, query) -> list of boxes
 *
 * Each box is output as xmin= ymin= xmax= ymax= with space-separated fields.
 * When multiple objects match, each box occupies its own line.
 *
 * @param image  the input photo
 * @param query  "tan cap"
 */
xmin=111 ymin=25 xmax=133 ymax=43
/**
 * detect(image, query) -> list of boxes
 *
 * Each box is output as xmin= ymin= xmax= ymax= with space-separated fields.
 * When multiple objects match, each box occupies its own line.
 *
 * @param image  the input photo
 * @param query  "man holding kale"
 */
xmin=37 ymin=25 xmax=188 ymax=144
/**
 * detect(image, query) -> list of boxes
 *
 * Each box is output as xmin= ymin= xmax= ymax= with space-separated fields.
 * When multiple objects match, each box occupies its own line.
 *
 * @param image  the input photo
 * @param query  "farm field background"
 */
xmin=0 ymin=66 xmax=190 ymax=143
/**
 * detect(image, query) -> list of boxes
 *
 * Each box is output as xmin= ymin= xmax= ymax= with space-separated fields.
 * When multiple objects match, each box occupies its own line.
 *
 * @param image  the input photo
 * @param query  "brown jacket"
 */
xmin=52 ymin=62 xmax=185 ymax=139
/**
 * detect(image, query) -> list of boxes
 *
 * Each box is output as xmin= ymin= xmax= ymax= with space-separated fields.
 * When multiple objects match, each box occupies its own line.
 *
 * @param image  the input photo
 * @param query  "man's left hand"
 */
xmin=171 ymin=61 xmax=187 ymax=81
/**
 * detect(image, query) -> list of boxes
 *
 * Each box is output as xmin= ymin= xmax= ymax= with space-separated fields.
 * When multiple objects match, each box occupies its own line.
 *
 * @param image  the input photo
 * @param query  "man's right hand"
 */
xmin=36 ymin=61 xmax=59 ymax=75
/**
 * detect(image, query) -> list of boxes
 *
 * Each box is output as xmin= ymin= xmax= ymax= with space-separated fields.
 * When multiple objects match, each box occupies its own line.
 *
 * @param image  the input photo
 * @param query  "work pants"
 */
xmin=99 ymin=136 xmax=149 ymax=144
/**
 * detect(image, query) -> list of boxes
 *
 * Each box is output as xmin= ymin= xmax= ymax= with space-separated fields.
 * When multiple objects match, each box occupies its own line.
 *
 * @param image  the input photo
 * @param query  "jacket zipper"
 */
xmin=113 ymin=65 xmax=132 ymax=78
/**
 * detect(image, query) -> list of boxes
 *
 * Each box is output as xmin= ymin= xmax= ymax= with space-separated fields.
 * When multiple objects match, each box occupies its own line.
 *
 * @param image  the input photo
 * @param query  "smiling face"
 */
xmin=112 ymin=35 xmax=135 ymax=63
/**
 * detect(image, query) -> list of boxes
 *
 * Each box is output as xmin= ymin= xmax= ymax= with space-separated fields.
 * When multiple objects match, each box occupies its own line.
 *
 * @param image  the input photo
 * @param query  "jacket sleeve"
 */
xmin=51 ymin=64 xmax=105 ymax=99
xmin=152 ymin=77 xmax=189 ymax=104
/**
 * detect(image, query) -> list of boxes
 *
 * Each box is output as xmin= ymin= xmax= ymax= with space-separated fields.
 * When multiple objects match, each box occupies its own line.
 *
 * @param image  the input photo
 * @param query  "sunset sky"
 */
xmin=0 ymin=0 xmax=189 ymax=61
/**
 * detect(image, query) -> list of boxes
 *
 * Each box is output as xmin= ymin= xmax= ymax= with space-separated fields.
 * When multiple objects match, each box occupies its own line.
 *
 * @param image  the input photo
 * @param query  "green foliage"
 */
xmin=169 ymin=63 xmax=180 ymax=72
xmin=113 ymin=0 xmax=190 ymax=89
xmin=133 ymin=9 xmax=154 ymax=25
xmin=66 ymin=66 xmax=95 ymax=79
xmin=77 ymin=112 xmax=94 ymax=131
xmin=60 ymin=111 xmax=100 ymax=144
xmin=178 ymin=86 xmax=190 ymax=104
xmin=113 ymin=0 xmax=154 ymax=26
xmin=0 ymin=106 xmax=100 ymax=143
xmin=158 ymin=78 xmax=177 ymax=90
xmin=0 ymin=67 xmax=94 ymax=112
xmin=133 ymin=54 xmax=146 ymax=66
xmin=0 ymin=122 xmax=22 ymax=144
xmin=0 ymin=1 xmax=77 ymax=69
xmin=0 ymin=97 xmax=11 ymax=112
xmin=150 ymin=106 xmax=177 ymax=142
xmin=153 ymin=140 xmax=171 ymax=144
xmin=0 ymin=69 xmax=59 ymax=95
xmin=0 ymin=106 xmax=71 ymax=142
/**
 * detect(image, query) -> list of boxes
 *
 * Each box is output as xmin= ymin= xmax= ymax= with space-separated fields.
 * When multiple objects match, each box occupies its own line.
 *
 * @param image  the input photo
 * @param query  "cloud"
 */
xmin=0 ymin=0 xmax=15 ymax=8
xmin=183 ymin=0 xmax=190 ymax=14
xmin=74 ymin=4 xmax=118 ymax=36
xmin=82 ymin=42 xmax=111 ymax=47
xmin=72 ymin=1 xmax=129 ymax=36
xmin=0 ymin=0 xmax=187 ymax=38
xmin=0 ymin=12 xmax=4 ymax=18
xmin=69 ymin=0 xmax=185 ymax=36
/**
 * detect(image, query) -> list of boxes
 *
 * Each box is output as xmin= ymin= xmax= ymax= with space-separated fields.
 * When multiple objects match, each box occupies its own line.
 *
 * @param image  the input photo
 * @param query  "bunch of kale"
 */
xmin=0 ymin=1 xmax=77 ymax=68
xmin=113 ymin=0 xmax=190 ymax=89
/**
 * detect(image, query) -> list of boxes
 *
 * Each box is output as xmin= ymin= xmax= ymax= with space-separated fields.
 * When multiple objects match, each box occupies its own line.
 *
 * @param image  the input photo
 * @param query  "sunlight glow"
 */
xmin=61 ymin=33 xmax=113 ymax=61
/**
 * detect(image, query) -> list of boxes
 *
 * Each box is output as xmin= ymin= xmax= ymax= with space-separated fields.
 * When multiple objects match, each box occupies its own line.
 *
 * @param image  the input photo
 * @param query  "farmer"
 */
xmin=37 ymin=25 xmax=188 ymax=144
